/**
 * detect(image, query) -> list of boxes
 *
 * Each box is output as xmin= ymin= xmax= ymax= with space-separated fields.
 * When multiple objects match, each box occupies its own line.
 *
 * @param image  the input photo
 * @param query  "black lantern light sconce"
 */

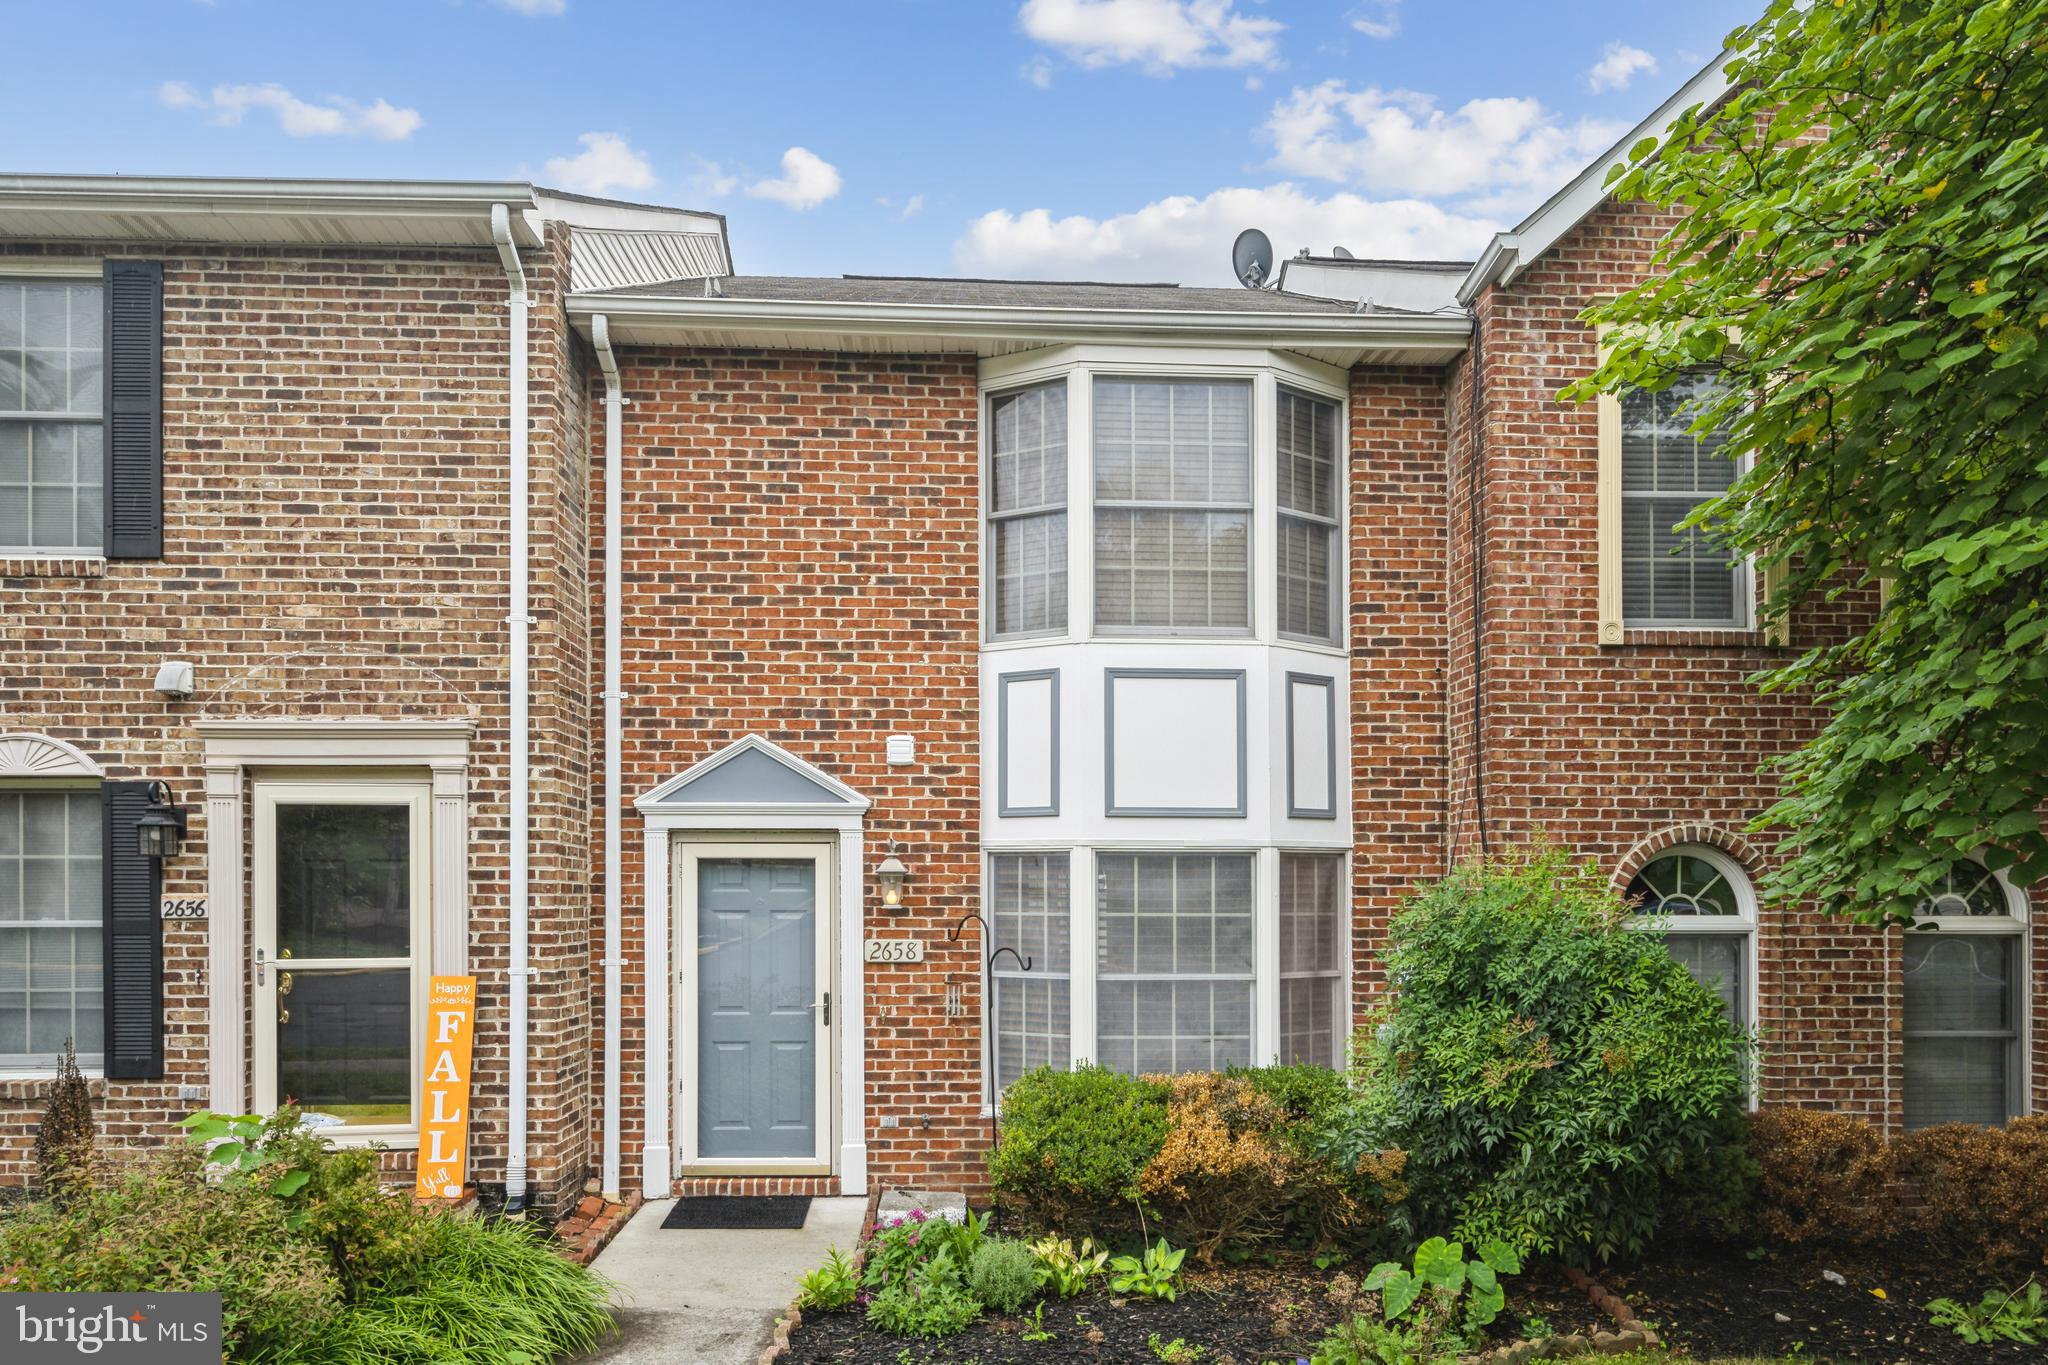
xmin=876 ymin=838 xmax=909 ymax=910
xmin=135 ymin=781 xmax=189 ymax=861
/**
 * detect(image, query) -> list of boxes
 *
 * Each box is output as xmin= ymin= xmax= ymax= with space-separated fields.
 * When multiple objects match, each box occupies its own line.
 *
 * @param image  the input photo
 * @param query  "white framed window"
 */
xmin=0 ymin=785 xmax=103 ymax=1070
xmin=1095 ymin=850 xmax=1255 ymax=1074
xmin=1625 ymin=846 xmax=1756 ymax=1031
xmin=988 ymin=380 xmax=1069 ymax=639
xmin=988 ymin=851 xmax=1071 ymax=1093
xmin=1904 ymin=858 xmax=2028 ymax=1130
xmin=1618 ymin=368 xmax=1744 ymax=626
xmin=253 ymin=779 xmax=430 ymax=1141
xmin=1275 ymin=387 xmax=1341 ymax=644
xmin=0 ymin=277 xmax=104 ymax=555
xmin=1278 ymin=850 xmax=1346 ymax=1067
xmin=1093 ymin=378 xmax=1254 ymax=635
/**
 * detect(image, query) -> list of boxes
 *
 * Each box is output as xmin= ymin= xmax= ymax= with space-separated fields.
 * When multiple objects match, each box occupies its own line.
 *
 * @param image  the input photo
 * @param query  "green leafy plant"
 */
xmin=966 ymin=1237 xmax=1038 ymax=1314
xmin=863 ymin=1209 xmax=989 ymax=1294
xmin=990 ymin=1064 xmax=1170 ymax=1237
xmin=1928 ymin=1281 xmax=2047 ymax=1345
xmin=1019 ymin=1301 xmax=1054 ymax=1342
xmin=1569 ymin=0 xmax=2048 ymax=917
xmin=1345 ymin=1236 xmax=1521 ymax=1362
xmin=1109 ymin=1237 xmax=1186 ymax=1302
xmin=796 ymin=1247 xmax=860 ymax=1311
xmin=1322 ymin=845 xmax=1754 ymax=1261
xmin=1029 ymin=1235 xmax=1109 ymax=1298
xmin=1148 ymin=1333 xmax=1208 ymax=1363
xmin=865 ymin=1247 xmax=982 ymax=1339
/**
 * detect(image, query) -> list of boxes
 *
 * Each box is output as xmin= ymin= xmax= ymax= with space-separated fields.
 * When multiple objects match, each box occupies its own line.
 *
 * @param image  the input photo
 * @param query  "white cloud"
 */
xmin=1018 ymin=0 xmax=1282 ymax=74
xmin=1348 ymin=2 xmax=1400 ymax=40
xmin=745 ymin=147 xmax=843 ymax=211
xmin=1586 ymin=42 xmax=1658 ymax=94
xmin=900 ymin=194 xmax=925 ymax=219
xmin=542 ymin=132 xmax=656 ymax=196
xmin=686 ymin=156 xmax=738 ymax=199
xmin=493 ymin=0 xmax=566 ymax=14
xmin=157 ymin=81 xmax=421 ymax=140
xmin=1265 ymin=81 xmax=1624 ymax=207
xmin=955 ymin=182 xmax=1499 ymax=287
xmin=1022 ymin=57 xmax=1055 ymax=88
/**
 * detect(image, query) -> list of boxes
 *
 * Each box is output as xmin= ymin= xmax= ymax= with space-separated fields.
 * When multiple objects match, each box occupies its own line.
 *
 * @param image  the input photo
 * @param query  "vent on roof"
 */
xmin=569 ymin=227 xmax=730 ymax=292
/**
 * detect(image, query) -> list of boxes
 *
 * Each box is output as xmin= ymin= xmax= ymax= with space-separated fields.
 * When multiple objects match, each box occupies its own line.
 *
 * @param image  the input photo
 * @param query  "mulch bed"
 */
xmin=781 ymin=1259 xmax=1611 ymax=1364
xmin=1605 ymin=1240 xmax=2040 ymax=1363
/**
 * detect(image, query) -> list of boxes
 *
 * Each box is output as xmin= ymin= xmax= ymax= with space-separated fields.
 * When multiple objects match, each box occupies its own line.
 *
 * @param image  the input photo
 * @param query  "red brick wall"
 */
xmin=596 ymin=348 xmax=985 ymax=1193
xmin=0 ymin=229 xmax=592 ymax=1211
xmin=1440 ymin=197 xmax=2044 ymax=1126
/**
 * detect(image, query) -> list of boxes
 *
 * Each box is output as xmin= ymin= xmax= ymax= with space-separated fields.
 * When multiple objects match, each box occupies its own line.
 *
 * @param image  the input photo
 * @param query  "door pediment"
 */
xmin=636 ymin=736 xmax=870 ymax=813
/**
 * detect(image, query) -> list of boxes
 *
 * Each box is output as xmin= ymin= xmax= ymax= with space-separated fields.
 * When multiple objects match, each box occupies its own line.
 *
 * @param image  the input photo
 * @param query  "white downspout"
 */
xmin=491 ymin=202 xmax=532 ymax=1213
xmin=591 ymin=314 xmax=624 ymax=1200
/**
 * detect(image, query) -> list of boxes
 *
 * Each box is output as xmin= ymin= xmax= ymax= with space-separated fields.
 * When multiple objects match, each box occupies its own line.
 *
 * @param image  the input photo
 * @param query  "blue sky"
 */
xmin=5 ymin=1 xmax=1758 ymax=285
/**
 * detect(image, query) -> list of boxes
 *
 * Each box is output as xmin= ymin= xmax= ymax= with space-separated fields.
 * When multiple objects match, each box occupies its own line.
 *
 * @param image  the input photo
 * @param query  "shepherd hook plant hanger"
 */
xmin=948 ymin=910 xmax=1031 ymax=1150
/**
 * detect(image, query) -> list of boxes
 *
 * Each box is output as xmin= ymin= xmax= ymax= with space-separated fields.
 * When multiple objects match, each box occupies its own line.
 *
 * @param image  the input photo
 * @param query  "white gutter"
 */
xmin=491 ymin=202 xmax=533 ymax=1213
xmin=564 ymin=293 xmax=1473 ymax=355
xmin=591 ymin=314 xmax=625 ymax=1201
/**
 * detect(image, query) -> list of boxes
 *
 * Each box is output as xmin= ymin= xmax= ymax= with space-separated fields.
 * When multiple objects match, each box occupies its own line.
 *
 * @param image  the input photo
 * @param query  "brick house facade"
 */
xmin=0 ymin=51 xmax=2037 ymax=1210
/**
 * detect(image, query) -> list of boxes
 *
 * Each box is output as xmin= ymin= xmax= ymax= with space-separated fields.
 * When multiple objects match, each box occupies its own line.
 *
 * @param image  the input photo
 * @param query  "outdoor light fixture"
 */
xmin=135 ymin=781 xmax=189 ymax=861
xmin=876 ymin=839 xmax=909 ymax=909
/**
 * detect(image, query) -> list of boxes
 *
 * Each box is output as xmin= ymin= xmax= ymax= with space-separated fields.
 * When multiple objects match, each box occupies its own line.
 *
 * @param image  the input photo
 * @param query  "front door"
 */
xmin=678 ymin=842 xmax=832 ymax=1170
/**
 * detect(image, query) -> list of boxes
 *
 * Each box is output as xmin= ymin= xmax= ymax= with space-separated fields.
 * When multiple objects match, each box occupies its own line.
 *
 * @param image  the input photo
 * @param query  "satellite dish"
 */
xmin=1331 ymin=246 xmax=1355 ymax=259
xmin=1231 ymin=228 xmax=1274 ymax=289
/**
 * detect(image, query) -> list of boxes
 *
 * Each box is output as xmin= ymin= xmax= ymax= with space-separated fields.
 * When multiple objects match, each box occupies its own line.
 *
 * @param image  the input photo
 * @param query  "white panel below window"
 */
xmin=1000 ymin=675 xmax=1057 ymax=814
xmin=1107 ymin=672 xmax=1243 ymax=815
xmin=1288 ymin=676 xmax=1334 ymax=817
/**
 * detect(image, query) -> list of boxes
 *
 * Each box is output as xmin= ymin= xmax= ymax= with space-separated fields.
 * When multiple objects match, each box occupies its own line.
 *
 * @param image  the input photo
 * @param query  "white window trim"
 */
xmin=978 ymin=345 xmax=1349 ymax=658
xmin=1624 ymin=843 xmax=1760 ymax=1103
xmin=1904 ymin=858 xmax=2031 ymax=1127
xmin=252 ymin=778 xmax=431 ymax=1148
xmin=1593 ymin=326 xmax=1762 ymax=643
xmin=196 ymin=719 xmax=471 ymax=1133
xmin=1 ymin=267 xmax=107 ymax=559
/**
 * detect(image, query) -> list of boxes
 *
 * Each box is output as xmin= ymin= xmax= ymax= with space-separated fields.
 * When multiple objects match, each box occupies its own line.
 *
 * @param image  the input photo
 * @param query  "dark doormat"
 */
xmin=661 ymin=1195 xmax=811 ymax=1230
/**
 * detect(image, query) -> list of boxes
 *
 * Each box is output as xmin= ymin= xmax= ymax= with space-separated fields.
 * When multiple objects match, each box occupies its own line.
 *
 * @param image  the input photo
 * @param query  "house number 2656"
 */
xmin=862 ymin=939 xmax=925 ymax=964
xmin=160 ymin=897 xmax=209 ymax=920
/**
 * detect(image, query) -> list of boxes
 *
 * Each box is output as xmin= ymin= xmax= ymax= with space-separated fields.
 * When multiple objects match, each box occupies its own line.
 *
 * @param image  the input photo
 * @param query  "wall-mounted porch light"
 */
xmin=135 ymin=780 xmax=189 ymax=861
xmin=876 ymin=839 xmax=909 ymax=909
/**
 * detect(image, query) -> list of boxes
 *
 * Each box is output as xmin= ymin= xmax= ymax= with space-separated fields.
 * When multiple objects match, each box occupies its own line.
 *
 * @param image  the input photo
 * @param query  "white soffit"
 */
xmin=0 ymin=174 xmax=544 ymax=248
xmin=1456 ymin=48 xmax=1736 ymax=304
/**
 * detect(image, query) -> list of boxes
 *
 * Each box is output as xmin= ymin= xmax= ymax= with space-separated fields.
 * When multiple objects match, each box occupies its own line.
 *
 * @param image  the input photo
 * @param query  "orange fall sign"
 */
xmin=415 ymin=975 xmax=477 ymax=1200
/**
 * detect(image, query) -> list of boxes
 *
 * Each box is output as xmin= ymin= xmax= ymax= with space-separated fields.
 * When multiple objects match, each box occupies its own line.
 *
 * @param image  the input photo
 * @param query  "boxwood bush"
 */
xmin=1320 ymin=844 xmax=1755 ymax=1263
xmin=989 ymin=1064 xmax=1169 ymax=1237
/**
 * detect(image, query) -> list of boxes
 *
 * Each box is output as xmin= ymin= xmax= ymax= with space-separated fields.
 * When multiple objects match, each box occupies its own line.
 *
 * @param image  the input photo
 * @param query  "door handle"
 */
xmin=255 ymin=948 xmax=265 ymax=987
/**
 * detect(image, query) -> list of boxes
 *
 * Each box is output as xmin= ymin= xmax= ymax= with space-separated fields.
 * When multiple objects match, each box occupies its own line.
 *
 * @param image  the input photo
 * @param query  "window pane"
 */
xmin=0 ymin=283 xmax=102 ymax=416
xmin=992 ymin=511 xmax=1067 ymax=637
xmin=1277 ymin=515 xmax=1333 ymax=640
xmin=1278 ymin=852 xmax=1345 ymax=1067
xmin=276 ymin=967 xmax=412 ymax=1126
xmin=0 ymin=791 xmax=103 ymax=1066
xmin=989 ymin=382 xmax=1069 ymax=637
xmin=1627 ymin=854 xmax=1740 ymax=917
xmin=1094 ymin=508 xmax=1249 ymax=631
xmin=1915 ymin=860 xmax=2009 ymax=918
xmin=990 ymin=852 xmax=1070 ymax=1093
xmin=275 ymin=804 xmax=413 ymax=958
xmin=1096 ymin=853 xmax=1255 ymax=1076
xmin=1665 ymin=932 xmax=1747 ymax=1022
xmin=1903 ymin=933 xmax=2018 ymax=1129
xmin=991 ymin=382 xmax=1066 ymax=514
xmin=1276 ymin=387 xmax=1337 ymax=519
xmin=1094 ymin=379 xmax=1251 ymax=504
xmin=1618 ymin=365 xmax=1740 ymax=626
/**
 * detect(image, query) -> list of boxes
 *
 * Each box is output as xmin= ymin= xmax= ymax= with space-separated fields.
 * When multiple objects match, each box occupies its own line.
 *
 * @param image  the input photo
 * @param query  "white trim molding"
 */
xmin=195 ymin=719 xmax=472 ymax=1115
xmin=636 ymin=735 xmax=871 ymax=1198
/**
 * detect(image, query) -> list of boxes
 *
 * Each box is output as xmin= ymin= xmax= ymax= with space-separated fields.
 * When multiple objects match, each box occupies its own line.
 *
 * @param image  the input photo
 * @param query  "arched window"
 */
xmin=1625 ymin=846 xmax=1756 ymax=1029
xmin=1904 ymin=858 xmax=2028 ymax=1129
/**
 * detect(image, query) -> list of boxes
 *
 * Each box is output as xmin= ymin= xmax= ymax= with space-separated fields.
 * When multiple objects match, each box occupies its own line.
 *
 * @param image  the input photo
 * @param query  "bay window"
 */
xmin=1278 ymin=851 xmax=1345 ymax=1066
xmin=988 ymin=381 xmax=1069 ymax=638
xmin=989 ymin=851 xmax=1070 ymax=1093
xmin=1904 ymin=859 xmax=2026 ymax=1129
xmin=1276 ymin=387 xmax=1340 ymax=643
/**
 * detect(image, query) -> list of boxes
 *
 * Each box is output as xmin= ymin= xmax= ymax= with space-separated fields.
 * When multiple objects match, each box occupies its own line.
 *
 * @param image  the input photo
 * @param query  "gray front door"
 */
xmin=697 ymin=858 xmax=818 ymax=1158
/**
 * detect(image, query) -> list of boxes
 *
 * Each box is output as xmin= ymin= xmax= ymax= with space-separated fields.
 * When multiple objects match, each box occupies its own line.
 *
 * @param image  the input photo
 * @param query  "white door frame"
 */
xmin=251 ymin=776 xmax=433 ymax=1148
xmin=636 ymin=736 xmax=871 ymax=1199
xmin=674 ymin=838 xmax=835 ymax=1176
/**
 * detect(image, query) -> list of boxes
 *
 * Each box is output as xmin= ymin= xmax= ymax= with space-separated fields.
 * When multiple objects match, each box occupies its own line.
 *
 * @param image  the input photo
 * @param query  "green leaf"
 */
xmin=1380 ymin=1269 xmax=1422 ymax=1321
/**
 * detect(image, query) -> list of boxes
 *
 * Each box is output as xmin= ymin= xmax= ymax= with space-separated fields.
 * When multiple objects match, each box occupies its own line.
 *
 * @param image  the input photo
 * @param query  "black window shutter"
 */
xmin=102 ymin=780 xmax=165 ymax=1080
xmin=102 ymin=260 xmax=164 ymax=560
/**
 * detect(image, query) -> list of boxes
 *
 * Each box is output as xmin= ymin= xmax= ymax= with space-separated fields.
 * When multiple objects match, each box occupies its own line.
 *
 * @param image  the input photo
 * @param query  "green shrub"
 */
xmin=796 ymin=1247 xmax=860 ymax=1311
xmin=967 ymin=1237 xmax=1038 ymax=1314
xmin=990 ymin=1064 xmax=1169 ymax=1236
xmin=1231 ymin=1062 xmax=1349 ymax=1126
xmin=865 ymin=1248 xmax=981 ymax=1339
xmin=1321 ymin=843 xmax=1754 ymax=1262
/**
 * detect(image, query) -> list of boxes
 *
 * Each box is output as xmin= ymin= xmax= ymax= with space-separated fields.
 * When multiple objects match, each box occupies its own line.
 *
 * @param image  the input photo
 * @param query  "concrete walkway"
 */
xmin=577 ymin=1196 xmax=867 ymax=1365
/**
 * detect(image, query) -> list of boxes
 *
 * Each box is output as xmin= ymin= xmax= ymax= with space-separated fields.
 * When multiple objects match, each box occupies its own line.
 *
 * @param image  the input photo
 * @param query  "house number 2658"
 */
xmin=862 ymin=939 xmax=925 ymax=964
